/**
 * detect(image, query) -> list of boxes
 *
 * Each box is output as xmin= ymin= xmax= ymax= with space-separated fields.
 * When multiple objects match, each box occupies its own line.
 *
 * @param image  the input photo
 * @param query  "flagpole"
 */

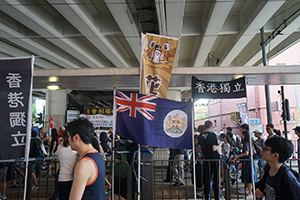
xmin=246 ymin=87 xmax=256 ymax=200
xmin=138 ymin=34 xmax=144 ymax=200
xmin=112 ymin=89 xmax=116 ymax=200
xmin=191 ymin=77 xmax=197 ymax=200
xmin=137 ymin=144 xmax=141 ymax=200
xmin=23 ymin=56 xmax=34 ymax=200
xmin=192 ymin=106 xmax=197 ymax=200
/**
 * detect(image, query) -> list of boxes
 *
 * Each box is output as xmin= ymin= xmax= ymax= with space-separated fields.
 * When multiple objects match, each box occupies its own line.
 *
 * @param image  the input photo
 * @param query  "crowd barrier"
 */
xmin=0 ymin=154 xmax=299 ymax=200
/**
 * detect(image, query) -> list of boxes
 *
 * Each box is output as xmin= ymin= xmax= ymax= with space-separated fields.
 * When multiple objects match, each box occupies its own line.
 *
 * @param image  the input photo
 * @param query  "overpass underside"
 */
xmin=34 ymin=65 xmax=300 ymax=91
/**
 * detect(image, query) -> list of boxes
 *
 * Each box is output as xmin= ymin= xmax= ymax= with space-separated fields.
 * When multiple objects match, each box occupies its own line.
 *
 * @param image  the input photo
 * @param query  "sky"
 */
xmin=268 ymin=41 xmax=300 ymax=66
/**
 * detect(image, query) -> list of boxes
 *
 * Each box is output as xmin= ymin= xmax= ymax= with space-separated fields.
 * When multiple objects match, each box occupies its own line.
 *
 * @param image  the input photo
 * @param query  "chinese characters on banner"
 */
xmin=140 ymin=33 xmax=179 ymax=98
xmin=66 ymin=110 xmax=80 ymax=123
xmin=80 ymin=114 xmax=113 ymax=128
xmin=85 ymin=108 xmax=113 ymax=115
xmin=0 ymin=57 xmax=33 ymax=159
xmin=192 ymin=76 xmax=247 ymax=100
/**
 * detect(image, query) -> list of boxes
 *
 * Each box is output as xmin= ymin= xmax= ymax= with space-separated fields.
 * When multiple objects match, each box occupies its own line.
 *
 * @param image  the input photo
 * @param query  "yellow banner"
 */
xmin=140 ymin=33 xmax=179 ymax=98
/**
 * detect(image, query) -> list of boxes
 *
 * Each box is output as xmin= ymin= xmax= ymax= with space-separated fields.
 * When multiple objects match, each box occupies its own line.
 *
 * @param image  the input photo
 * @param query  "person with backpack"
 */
xmin=253 ymin=129 xmax=265 ymax=178
xmin=255 ymin=136 xmax=300 ymax=200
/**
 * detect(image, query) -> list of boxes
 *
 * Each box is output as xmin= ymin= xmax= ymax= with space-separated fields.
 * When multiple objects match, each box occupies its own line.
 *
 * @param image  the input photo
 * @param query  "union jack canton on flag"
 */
xmin=115 ymin=91 xmax=193 ymax=149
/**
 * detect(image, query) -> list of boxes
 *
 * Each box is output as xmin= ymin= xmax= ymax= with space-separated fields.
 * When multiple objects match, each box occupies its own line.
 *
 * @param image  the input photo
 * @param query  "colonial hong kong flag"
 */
xmin=115 ymin=91 xmax=193 ymax=149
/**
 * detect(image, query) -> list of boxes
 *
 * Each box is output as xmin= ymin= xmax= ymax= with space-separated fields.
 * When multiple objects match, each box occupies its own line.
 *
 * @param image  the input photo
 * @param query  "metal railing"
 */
xmin=0 ymin=153 xmax=299 ymax=200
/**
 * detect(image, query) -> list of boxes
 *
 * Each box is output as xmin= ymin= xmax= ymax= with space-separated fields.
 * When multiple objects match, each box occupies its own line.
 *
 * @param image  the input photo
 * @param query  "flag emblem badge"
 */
xmin=163 ymin=110 xmax=188 ymax=138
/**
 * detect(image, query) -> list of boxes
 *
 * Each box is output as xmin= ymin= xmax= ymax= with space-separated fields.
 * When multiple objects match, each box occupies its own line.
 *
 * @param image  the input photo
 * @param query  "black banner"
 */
xmin=192 ymin=76 xmax=247 ymax=100
xmin=0 ymin=57 xmax=33 ymax=160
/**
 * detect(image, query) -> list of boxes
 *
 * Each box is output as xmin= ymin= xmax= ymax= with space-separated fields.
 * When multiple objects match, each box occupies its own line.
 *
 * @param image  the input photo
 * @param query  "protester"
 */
xmin=253 ymin=129 xmax=265 ymax=178
xmin=198 ymin=120 xmax=222 ymax=200
xmin=100 ymin=132 xmax=111 ymax=153
xmin=38 ymin=127 xmax=50 ymax=156
xmin=91 ymin=133 xmax=111 ymax=193
xmin=49 ymin=128 xmax=59 ymax=155
xmin=0 ymin=163 xmax=8 ymax=199
xmin=274 ymin=129 xmax=282 ymax=137
xmin=58 ymin=127 xmax=64 ymax=137
xmin=266 ymin=124 xmax=277 ymax=138
xmin=164 ymin=148 xmax=174 ymax=182
xmin=255 ymin=136 xmax=300 ymax=199
xmin=293 ymin=126 xmax=300 ymax=173
xmin=172 ymin=148 xmax=185 ymax=186
xmin=226 ymin=130 xmax=238 ymax=185
xmin=57 ymin=131 xmax=78 ymax=200
xmin=47 ymin=128 xmax=60 ymax=177
xmin=67 ymin=117 xmax=105 ymax=200
xmin=192 ymin=125 xmax=204 ymax=193
xmin=111 ymin=137 xmax=138 ymax=200
xmin=219 ymin=133 xmax=230 ymax=187
xmin=235 ymin=130 xmax=257 ymax=196
xmin=29 ymin=130 xmax=43 ymax=191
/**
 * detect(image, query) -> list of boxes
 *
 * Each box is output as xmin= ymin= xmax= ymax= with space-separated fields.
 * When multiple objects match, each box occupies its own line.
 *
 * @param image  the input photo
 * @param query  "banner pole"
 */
xmin=245 ymin=83 xmax=256 ymax=200
xmin=191 ymin=94 xmax=197 ymax=200
xmin=112 ymin=88 xmax=116 ymax=200
xmin=137 ymin=144 xmax=141 ymax=200
xmin=23 ymin=56 xmax=34 ymax=200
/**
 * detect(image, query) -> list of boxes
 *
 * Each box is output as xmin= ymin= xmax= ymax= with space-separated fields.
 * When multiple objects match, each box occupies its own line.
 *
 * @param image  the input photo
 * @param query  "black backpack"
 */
xmin=252 ymin=139 xmax=262 ymax=156
xmin=29 ymin=139 xmax=43 ymax=158
xmin=255 ymin=163 xmax=300 ymax=199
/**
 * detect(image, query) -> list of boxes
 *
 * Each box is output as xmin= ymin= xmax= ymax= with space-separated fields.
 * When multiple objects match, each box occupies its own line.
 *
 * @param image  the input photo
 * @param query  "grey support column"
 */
xmin=44 ymin=89 xmax=67 ymax=132
xmin=260 ymin=27 xmax=273 ymax=124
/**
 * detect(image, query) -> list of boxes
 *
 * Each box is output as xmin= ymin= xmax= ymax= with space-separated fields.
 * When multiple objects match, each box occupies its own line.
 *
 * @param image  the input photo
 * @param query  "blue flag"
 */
xmin=115 ymin=91 xmax=193 ymax=149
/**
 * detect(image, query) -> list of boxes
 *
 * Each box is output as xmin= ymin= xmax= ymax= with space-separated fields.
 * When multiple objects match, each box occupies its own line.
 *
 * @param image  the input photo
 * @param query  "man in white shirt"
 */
xmin=266 ymin=124 xmax=277 ymax=138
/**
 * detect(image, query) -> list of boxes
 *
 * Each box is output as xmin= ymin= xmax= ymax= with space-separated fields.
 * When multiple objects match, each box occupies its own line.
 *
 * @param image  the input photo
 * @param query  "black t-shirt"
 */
xmin=49 ymin=134 xmax=58 ymax=153
xmin=174 ymin=148 xmax=185 ymax=155
xmin=29 ymin=138 xmax=42 ymax=158
xmin=264 ymin=165 xmax=300 ymax=200
xmin=198 ymin=131 xmax=220 ymax=159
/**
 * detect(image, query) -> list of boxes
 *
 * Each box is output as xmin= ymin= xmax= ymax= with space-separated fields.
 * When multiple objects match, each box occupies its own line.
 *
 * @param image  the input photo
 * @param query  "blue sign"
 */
xmin=250 ymin=118 xmax=260 ymax=124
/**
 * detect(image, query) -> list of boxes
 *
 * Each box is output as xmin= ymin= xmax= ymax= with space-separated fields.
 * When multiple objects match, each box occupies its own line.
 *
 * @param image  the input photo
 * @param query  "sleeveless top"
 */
xmin=81 ymin=151 xmax=105 ymax=200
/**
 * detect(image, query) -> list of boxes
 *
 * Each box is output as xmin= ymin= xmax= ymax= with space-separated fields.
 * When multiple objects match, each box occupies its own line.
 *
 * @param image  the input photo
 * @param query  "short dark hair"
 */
xmin=197 ymin=125 xmax=205 ymax=133
xmin=274 ymin=129 xmax=281 ymax=136
xmin=240 ymin=124 xmax=249 ymax=131
xmin=31 ymin=130 xmax=37 ymax=137
xmin=227 ymin=127 xmax=232 ymax=132
xmin=67 ymin=117 xmax=94 ymax=144
xmin=204 ymin=120 xmax=213 ymax=129
xmin=227 ymin=131 xmax=233 ymax=139
xmin=219 ymin=133 xmax=229 ymax=143
xmin=265 ymin=136 xmax=293 ymax=163
xmin=266 ymin=123 xmax=274 ymax=129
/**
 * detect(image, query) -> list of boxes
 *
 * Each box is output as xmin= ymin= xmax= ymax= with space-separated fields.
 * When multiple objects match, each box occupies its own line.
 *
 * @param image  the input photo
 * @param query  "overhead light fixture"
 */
xmin=47 ymin=85 xmax=60 ymax=90
xmin=48 ymin=76 xmax=59 ymax=82
xmin=47 ymin=82 xmax=61 ymax=90
xmin=233 ymin=75 xmax=244 ymax=79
